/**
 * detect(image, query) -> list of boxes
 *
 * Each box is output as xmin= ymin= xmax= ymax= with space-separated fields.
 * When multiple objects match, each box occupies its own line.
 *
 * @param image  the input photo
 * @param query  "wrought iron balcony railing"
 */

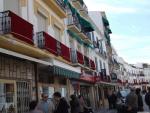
xmin=0 ymin=10 xmax=33 ymax=44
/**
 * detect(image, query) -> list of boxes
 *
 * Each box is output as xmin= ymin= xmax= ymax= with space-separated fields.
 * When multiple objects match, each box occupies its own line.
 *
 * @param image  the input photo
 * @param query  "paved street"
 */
xmin=96 ymin=109 xmax=117 ymax=113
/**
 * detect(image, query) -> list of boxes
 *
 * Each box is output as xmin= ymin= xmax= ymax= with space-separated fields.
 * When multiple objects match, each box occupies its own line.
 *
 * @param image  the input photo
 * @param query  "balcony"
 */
xmin=0 ymin=11 xmax=47 ymax=57
xmin=72 ymin=0 xmax=84 ymax=10
xmin=71 ymin=49 xmax=84 ymax=66
xmin=78 ymin=32 xmax=92 ymax=44
xmin=90 ymin=59 xmax=96 ymax=70
xmin=0 ymin=10 xmax=33 ymax=44
xmin=67 ymin=15 xmax=81 ymax=33
xmin=61 ymin=43 xmax=71 ymax=62
xmin=37 ymin=31 xmax=71 ymax=62
xmin=43 ymin=0 xmax=66 ymax=18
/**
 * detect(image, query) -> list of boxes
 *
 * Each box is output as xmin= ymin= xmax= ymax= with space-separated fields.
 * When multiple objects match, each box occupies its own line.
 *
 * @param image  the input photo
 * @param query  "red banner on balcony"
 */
xmin=8 ymin=11 xmax=33 ymax=45
xmin=61 ymin=43 xmax=70 ymax=62
xmin=95 ymin=76 xmax=101 ymax=82
xmin=90 ymin=59 xmax=96 ymax=70
xmin=44 ymin=32 xmax=57 ymax=55
xmin=77 ymin=51 xmax=84 ymax=64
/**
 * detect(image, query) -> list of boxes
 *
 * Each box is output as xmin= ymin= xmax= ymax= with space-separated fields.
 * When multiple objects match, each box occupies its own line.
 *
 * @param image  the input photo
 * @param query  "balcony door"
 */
xmin=4 ymin=0 xmax=20 ymax=15
xmin=37 ymin=12 xmax=48 ymax=32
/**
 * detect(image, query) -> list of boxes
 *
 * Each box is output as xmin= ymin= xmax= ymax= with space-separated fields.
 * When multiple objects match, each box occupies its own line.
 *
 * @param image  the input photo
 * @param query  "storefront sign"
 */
xmin=80 ymin=75 xmax=95 ymax=83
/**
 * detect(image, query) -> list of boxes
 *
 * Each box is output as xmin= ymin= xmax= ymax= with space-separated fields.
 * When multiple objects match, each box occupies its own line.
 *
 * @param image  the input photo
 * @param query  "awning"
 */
xmin=67 ymin=2 xmax=94 ymax=32
xmin=67 ymin=30 xmax=94 ymax=49
xmin=77 ymin=13 xmax=94 ymax=32
xmin=102 ymin=17 xmax=109 ymax=26
xmin=0 ymin=48 xmax=52 ymax=65
xmin=52 ymin=66 xmax=80 ymax=78
xmin=67 ymin=30 xmax=83 ymax=44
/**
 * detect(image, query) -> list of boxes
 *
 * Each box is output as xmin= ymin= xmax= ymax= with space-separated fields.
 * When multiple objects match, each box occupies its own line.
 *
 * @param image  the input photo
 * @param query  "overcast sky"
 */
xmin=84 ymin=0 xmax=150 ymax=64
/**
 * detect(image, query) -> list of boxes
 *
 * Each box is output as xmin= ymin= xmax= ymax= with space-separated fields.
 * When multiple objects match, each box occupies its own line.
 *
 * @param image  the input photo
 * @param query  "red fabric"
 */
xmin=61 ymin=43 xmax=70 ymax=62
xmin=90 ymin=59 xmax=96 ymax=70
xmin=44 ymin=32 xmax=57 ymax=55
xmin=76 ymin=51 xmax=84 ymax=64
xmin=9 ymin=11 xmax=33 ymax=45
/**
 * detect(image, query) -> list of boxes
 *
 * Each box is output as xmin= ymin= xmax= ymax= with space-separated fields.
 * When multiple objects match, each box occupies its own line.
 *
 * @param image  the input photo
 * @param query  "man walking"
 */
xmin=37 ymin=93 xmax=54 ymax=113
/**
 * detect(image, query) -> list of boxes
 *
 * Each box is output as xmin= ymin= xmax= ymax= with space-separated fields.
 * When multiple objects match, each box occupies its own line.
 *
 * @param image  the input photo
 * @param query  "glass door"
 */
xmin=0 ymin=80 xmax=16 ymax=113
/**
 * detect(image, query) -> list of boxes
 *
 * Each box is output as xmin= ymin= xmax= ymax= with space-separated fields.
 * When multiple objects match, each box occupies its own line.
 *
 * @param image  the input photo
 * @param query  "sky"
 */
xmin=84 ymin=0 xmax=150 ymax=64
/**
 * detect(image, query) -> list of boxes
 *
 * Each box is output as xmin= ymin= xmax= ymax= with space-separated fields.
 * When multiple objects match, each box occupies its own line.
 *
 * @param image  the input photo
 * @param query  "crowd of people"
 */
xmin=107 ymin=87 xmax=150 ymax=113
xmin=27 ymin=92 xmax=92 ymax=113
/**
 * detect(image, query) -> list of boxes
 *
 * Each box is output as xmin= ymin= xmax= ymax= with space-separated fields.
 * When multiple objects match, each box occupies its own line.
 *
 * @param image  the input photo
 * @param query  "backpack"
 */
xmin=145 ymin=92 xmax=150 ymax=106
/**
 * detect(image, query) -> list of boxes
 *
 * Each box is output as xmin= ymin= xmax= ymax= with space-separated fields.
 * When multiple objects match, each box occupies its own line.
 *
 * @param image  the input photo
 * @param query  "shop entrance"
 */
xmin=16 ymin=81 xmax=30 ymax=113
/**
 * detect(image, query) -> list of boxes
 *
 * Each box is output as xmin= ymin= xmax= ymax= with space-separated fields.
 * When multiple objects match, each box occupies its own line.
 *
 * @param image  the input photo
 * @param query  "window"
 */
xmin=4 ymin=0 xmax=20 ymax=15
xmin=84 ymin=47 xmax=89 ymax=56
xmin=95 ymin=57 xmax=98 ymax=71
xmin=103 ymin=62 xmax=106 ymax=69
xmin=54 ymin=25 xmax=61 ymax=42
xmin=77 ymin=43 xmax=82 ymax=52
xmin=99 ymin=60 xmax=102 ymax=71
xmin=91 ymin=32 xmax=95 ymax=41
xmin=37 ymin=12 xmax=47 ymax=32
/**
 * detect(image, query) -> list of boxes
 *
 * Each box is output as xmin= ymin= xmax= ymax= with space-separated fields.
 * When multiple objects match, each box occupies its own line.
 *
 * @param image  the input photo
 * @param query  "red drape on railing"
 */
xmin=76 ymin=51 xmax=84 ymax=64
xmin=44 ymin=32 xmax=57 ymax=55
xmin=61 ymin=43 xmax=70 ymax=62
xmin=8 ymin=11 xmax=33 ymax=45
xmin=90 ymin=59 xmax=96 ymax=70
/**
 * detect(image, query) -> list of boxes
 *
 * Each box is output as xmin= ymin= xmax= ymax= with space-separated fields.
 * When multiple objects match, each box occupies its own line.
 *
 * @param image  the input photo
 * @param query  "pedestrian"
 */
xmin=126 ymin=87 xmax=138 ymax=113
xmin=107 ymin=91 xmax=113 ymax=109
xmin=135 ymin=88 xmax=143 ymax=112
xmin=142 ymin=90 xmax=149 ymax=111
xmin=70 ymin=94 xmax=80 ymax=113
xmin=145 ymin=87 xmax=150 ymax=110
xmin=110 ymin=91 xmax=117 ymax=109
xmin=36 ymin=93 xmax=54 ymax=113
xmin=78 ymin=95 xmax=89 ymax=113
xmin=27 ymin=101 xmax=43 ymax=113
xmin=53 ymin=92 xmax=70 ymax=113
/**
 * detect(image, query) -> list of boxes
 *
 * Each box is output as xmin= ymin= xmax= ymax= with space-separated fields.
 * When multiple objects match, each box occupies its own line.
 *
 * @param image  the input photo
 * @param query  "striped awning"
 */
xmin=52 ymin=66 xmax=80 ymax=79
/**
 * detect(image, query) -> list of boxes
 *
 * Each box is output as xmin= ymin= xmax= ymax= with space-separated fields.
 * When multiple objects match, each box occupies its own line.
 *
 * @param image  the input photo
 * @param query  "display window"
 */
xmin=0 ymin=80 xmax=16 ymax=113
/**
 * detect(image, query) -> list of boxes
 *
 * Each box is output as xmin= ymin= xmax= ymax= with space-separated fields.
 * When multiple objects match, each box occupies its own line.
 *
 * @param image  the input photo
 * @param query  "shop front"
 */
xmin=0 ymin=54 xmax=35 ymax=113
xmin=79 ymin=72 xmax=96 ymax=108
xmin=38 ymin=59 xmax=81 ymax=100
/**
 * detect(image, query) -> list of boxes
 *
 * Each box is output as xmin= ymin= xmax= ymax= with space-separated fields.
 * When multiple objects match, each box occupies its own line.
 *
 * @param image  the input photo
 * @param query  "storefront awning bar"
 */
xmin=0 ymin=48 xmax=52 ymax=65
xmin=53 ymin=66 xmax=80 ymax=79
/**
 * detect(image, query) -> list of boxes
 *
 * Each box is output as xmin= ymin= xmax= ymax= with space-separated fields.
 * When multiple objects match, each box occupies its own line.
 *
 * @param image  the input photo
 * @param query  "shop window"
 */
xmin=0 ymin=82 xmax=16 ymax=113
xmin=58 ymin=78 xmax=66 ymax=85
xmin=39 ymin=74 xmax=54 ymax=84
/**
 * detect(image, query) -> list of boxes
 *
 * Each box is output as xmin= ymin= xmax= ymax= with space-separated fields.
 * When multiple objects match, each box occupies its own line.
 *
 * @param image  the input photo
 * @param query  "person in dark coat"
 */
xmin=126 ymin=87 xmax=138 ymax=113
xmin=53 ymin=92 xmax=70 ymax=113
xmin=70 ymin=94 xmax=80 ymax=113
xmin=111 ymin=91 xmax=117 ymax=109
xmin=145 ymin=87 xmax=150 ymax=110
xmin=136 ymin=88 xmax=143 ymax=111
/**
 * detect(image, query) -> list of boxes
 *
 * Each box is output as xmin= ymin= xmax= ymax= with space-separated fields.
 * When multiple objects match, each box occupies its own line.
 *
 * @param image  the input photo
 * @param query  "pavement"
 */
xmin=95 ymin=109 xmax=117 ymax=113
